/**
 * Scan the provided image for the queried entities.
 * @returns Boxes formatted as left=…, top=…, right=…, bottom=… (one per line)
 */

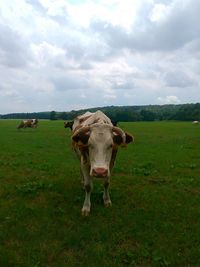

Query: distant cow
left=64, top=120, right=74, bottom=130
left=17, top=119, right=38, bottom=129
left=71, top=110, right=133, bottom=216
left=192, top=121, right=199, bottom=124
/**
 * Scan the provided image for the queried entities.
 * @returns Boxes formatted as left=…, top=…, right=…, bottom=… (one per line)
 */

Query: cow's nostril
left=92, top=168, right=108, bottom=177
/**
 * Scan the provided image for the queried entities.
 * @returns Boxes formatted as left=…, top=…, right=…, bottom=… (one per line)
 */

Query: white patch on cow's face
left=88, top=125, right=113, bottom=177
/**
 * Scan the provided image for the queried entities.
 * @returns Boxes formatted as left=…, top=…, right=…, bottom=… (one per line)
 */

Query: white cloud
left=0, top=0, right=200, bottom=113
left=157, top=95, right=181, bottom=104
left=104, top=94, right=117, bottom=100
left=150, top=3, right=171, bottom=22
left=31, top=41, right=66, bottom=66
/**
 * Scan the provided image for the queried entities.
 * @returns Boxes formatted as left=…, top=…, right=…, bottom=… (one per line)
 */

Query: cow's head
left=72, top=124, right=133, bottom=178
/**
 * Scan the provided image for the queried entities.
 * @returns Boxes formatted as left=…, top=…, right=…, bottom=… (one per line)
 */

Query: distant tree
left=60, top=112, right=68, bottom=120
left=171, top=103, right=200, bottom=121
left=1, top=103, right=200, bottom=121
left=140, top=109, right=155, bottom=121
left=50, top=111, right=56, bottom=120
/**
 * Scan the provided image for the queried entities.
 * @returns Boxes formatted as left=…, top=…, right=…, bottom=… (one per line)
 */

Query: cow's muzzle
left=92, top=167, right=108, bottom=178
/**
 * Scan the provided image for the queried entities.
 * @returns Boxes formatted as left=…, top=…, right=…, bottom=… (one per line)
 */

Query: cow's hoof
left=104, top=200, right=112, bottom=207
left=81, top=206, right=90, bottom=216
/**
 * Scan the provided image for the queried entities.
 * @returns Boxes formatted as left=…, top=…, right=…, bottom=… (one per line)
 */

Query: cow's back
left=72, top=110, right=112, bottom=132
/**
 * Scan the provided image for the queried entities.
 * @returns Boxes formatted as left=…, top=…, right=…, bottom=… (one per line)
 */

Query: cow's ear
left=113, top=134, right=123, bottom=145
left=125, top=132, right=134, bottom=144
left=113, top=132, right=134, bottom=146
left=72, top=131, right=90, bottom=145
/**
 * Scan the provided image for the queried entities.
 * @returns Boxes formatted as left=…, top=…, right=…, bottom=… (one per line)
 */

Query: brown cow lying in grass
left=71, top=110, right=133, bottom=216
left=17, top=119, right=38, bottom=129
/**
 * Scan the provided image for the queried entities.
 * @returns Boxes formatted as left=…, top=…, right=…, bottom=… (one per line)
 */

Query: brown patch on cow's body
left=110, top=146, right=118, bottom=171
left=79, top=115, right=92, bottom=124
left=73, top=124, right=82, bottom=132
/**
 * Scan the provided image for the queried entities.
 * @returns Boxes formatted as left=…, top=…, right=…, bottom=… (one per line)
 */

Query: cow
left=17, top=119, right=38, bottom=129
left=64, top=120, right=74, bottom=130
left=192, top=121, right=199, bottom=124
left=71, top=110, right=134, bottom=216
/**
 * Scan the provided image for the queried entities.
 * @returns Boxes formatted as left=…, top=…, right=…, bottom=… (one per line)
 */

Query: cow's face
left=72, top=124, right=133, bottom=178
left=88, top=125, right=114, bottom=177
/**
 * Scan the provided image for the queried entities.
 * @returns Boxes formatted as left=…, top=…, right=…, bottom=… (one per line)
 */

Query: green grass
left=0, top=120, right=200, bottom=266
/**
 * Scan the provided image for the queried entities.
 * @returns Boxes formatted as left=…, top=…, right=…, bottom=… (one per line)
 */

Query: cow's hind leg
left=103, top=180, right=112, bottom=207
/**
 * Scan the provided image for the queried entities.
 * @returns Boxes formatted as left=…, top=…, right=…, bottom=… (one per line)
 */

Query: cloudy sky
left=0, top=0, right=200, bottom=114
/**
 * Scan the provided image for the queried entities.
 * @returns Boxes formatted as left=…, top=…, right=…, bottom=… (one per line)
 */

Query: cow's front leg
left=80, top=167, right=84, bottom=189
left=82, top=179, right=93, bottom=216
left=81, top=161, right=93, bottom=216
left=103, top=179, right=112, bottom=207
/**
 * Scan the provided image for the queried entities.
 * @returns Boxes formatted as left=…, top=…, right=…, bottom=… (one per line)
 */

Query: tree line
left=1, top=103, right=200, bottom=122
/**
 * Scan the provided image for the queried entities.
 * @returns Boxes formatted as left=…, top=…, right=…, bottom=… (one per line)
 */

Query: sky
left=0, top=0, right=200, bottom=114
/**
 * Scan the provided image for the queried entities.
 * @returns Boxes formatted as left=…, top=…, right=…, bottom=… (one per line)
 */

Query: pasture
left=0, top=119, right=200, bottom=267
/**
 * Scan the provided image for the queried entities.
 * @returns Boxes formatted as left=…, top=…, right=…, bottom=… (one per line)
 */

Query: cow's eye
left=107, top=144, right=113, bottom=149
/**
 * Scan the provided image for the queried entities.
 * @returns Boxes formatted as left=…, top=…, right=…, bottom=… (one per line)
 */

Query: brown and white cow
left=71, top=110, right=133, bottom=216
left=17, top=119, right=38, bottom=129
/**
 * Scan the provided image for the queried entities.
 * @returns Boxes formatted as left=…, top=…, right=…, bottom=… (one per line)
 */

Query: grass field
left=0, top=119, right=200, bottom=267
